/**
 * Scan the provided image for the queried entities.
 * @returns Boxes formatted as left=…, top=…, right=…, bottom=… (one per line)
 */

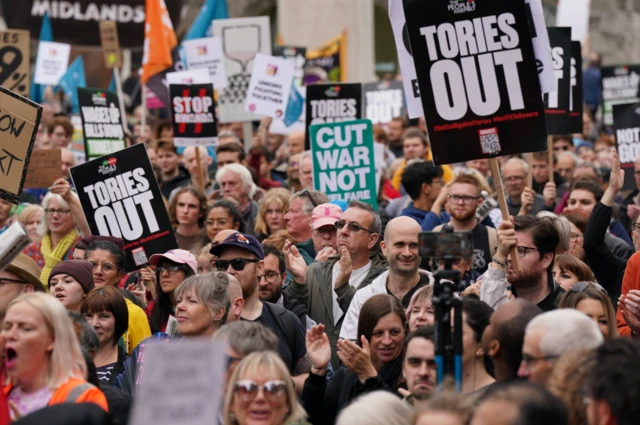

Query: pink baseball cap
left=149, top=249, right=198, bottom=274
left=311, top=203, right=343, bottom=230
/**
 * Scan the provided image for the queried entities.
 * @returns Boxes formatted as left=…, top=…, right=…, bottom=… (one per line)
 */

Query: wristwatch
left=492, top=255, right=507, bottom=268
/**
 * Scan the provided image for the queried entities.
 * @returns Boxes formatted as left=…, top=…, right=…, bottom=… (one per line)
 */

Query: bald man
left=287, top=130, right=305, bottom=155
left=225, top=274, right=244, bottom=322
left=340, top=216, right=431, bottom=340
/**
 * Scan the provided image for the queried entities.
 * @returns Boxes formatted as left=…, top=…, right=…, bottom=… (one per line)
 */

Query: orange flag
left=141, top=0, right=177, bottom=85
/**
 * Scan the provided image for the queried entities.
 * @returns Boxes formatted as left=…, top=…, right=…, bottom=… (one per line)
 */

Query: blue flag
left=30, top=12, right=53, bottom=103
left=57, top=56, right=86, bottom=114
left=108, top=74, right=116, bottom=92
left=184, top=0, right=228, bottom=41
left=283, top=82, right=303, bottom=127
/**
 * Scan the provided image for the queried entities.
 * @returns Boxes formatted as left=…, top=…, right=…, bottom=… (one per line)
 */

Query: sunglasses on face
left=215, top=258, right=259, bottom=272
left=157, top=264, right=182, bottom=275
left=335, top=220, right=374, bottom=234
left=233, top=380, right=287, bottom=403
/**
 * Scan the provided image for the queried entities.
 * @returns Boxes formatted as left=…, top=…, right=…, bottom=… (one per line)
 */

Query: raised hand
left=608, top=149, right=625, bottom=195
left=284, top=240, right=308, bottom=284
left=49, top=178, right=72, bottom=202
left=519, top=187, right=535, bottom=216
left=334, top=247, right=352, bottom=289
left=315, top=246, right=337, bottom=262
left=337, top=336, right=377, bottom=383
left=495, top=217, right=517, bottom=262
left=306, top=324, right=331, bottom=374
left=542, top=181, right=557, bottom=208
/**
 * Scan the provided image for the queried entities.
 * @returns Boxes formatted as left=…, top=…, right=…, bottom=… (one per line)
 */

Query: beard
left=507, top=267, right=544, bottom=290
left=450, top=207, right=476, bottom=222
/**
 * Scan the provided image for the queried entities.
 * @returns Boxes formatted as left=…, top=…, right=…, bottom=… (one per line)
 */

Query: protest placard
left=170, top=83, right=218, bottom=147
left=601, top=65, right=640, bottom=126
left=613, top=103, right=640, bottom=191
left=0, top=30, right=30, bottom=97
left=24, top=149, right=61, bottom=189
left=525, top=0, right=556, bottom=94
left=166, top=68, right=211, bottom=85
left=213, top=16, right=272, bottom=123
left=570, top=41, right=583, bottom=133
left=402, top=0, right=547, bottom=164
left=182, top=37, right=228, bottom=89
left=0, top=86, right=42, bottom=204
left=33, top=41, right=71, bottom=85
left=129, top=340, right=226, bottom=425
left=363, top=81, right=405, bottom=125
left=99, top=21, right=122, bottom=69
left=78, top=89, right=126, bottom=161
left=70, top=144, right=178, bottom=271
left=273, top=45, right=307, bottom=86
left=304, top=32, right=346, bottom=85
left=310, top=119, right=377, bottom=208
left=305, top=83, right=362, bottom=149
left=270, top=86, right=306, bottom=135
left=544, top=27, right=572, bottom=135
left=245, top=54, right=294, bottom=118
left=555, top=0, right=591, bottom=42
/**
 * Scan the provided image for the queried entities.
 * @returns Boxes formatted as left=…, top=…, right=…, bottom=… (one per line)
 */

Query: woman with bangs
left=558, top=281, right=618, bottom=340
left=406, top=285, right=435, bottom=331
left=254, top=188, right=290, bottom=242
left=552, top=254, right=595, bottom=292
left=174, top=273, right=231, bottom=338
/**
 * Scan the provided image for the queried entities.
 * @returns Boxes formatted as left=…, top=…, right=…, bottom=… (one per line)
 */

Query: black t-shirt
left=387, top=274, right=431, bottom=309
left=471, top=224, right=492, bottom=274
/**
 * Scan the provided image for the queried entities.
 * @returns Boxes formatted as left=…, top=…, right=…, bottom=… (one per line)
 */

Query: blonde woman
left=18, top=204, right=44, bottom=243
left=254, top=188, right=291, bottom=241
left=1, top=293, right=107, bottom=419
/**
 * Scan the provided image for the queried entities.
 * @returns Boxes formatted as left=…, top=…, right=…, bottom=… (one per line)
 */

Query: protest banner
left=33, top=41, right=70, bottom=85
left=99, top=21, right=122, bottom=69
left=613, top=102, right=640, bottom=191
left=269, top=86, right=306, bottom=135
left=182, top=37, right=228, bottom=89
left=24, top=149, right=61, bottom=189
left=273, top=45, right=307, bottom=86
left=544, top=27, right=572, bottom=135
left=244, top=54, right=294, bottom=118
left=525, top=0, right=556, bottom=94
left=305, top=83, right=362, bottom=149
left=213, top=16, right=271, bottom=123
left=78, top=88, right=126, bottom=161
left=170, top=83, right=218, bottom=147
left=304, top=32, right=347, bottom=85
left=0, top=86, right=42, bottom=204
left=555, top=0, right=591, bottom=42
left=310, top=119, right=377, bottom=208
left=601, top=65, right=640, bottom=126
left=363, top=80, right=405, bottom=125
left=402, top=0, right=547, bottom=164
left=70, top=115, right=86, bottom=165
left=129, top=340, right=226, bottom=425
left=0, top=30, right=30, bottom=97
left=570, top=41, right=583, bottom=133
left=70, top=143, right=178, bottom=271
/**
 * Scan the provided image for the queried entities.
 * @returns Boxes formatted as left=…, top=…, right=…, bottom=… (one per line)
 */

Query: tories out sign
left=544, top=27, right=572, bottom=135
left=363, top=81, right=405, bottom=125
left=310, top=119, right=377, bottom=208
left=305, top=83, right=361, bottom=149
left=170, top=83, right=218, bottom=147
left=402, top=0, right=547, bottom=164
left=78, top=88, right=126, bottom=160
left=70, top=144, right=178, bottom=271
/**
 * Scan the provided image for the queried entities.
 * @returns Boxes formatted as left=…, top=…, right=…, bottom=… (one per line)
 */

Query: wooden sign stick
left=195, top=146, right=205, bottom=192
left=547, top=135, right=554, bottom=184
left=489, top=158, right=521, bottom=272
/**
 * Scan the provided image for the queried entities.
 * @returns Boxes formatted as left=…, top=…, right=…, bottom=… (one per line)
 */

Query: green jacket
left=284, top=251, right=388, bottom=368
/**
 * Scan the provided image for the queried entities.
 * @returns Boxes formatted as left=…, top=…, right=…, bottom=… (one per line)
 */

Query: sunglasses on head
left=215, top=258, right=259, bottom=272
left=570, top=281, right=607, bottom=294
left=233, top=380, right=287, bottom=403
left=299, top=188, right=319, bottom=207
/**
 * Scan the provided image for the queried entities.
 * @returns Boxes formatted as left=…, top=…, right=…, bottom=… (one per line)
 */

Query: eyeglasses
left=0, top=278, right=27, bottom=285
left=570, top=281, right=607, bottom=293
left=157, top=264, right=182, bottom=275
left=259, top=271, right=281, bottom=284
left=215, top=258, right=259, bottom=272
left=521, top=354, right=559, bottom=366
left=298, top=189, right=320, bottom=207
left=515, top=246, right=538, bottom=258
left=88, top=261, right=117, bottom=273
left=233, top=380, right=287, bottom=403
left=335, top=220, right=374, bottom=234
left=45, top=208, right=71, bottom=216
left=448, top=194, right=481, bottom=204
left=633, top=223, right=640, bottom=231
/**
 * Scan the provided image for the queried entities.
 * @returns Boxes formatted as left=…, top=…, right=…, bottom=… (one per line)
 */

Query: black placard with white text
left=570, top=41, right=583, bottom=133
left=170, top=83, right=218, bottom=147
left=613, top=103, right=640, bottom=191
left=402, top=0, right=547, bottom=164
left=70, top=144, right=178, bottom=271
left=363, top=81, right=406, bottom=125
left=305, top=83, right=362, bottom=149
left=544, top=27, right=572, bottom=134
left=78, top=88, right=126, bottom=161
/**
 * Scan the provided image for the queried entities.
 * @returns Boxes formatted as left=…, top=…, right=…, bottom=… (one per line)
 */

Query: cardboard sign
left=24, top=149, right=61, bottom=189
left=310, top=119, right=377, bottom=208
left=70, top=144, right=178, bottom=271
left=403, top=0, right=547, bottom=164
left=613, top=103, right=640, bottom=191
left=33, top=41, right=71, bottom=86
left=99, top=21, right=122, bottom=69
left=182, top=37, right=228, bottom=89
left=78, top=89, right=126, bottom=161
left=273, top=45, right=307, bottom=87
left=0, top=86, right=42, bottom=204
left=0, top=30, right=30, bottom=97
left=129, top=340, right=226, bottom=425
left=601, top=65, right=640, bottom=126
left=270, top=86, right=306, bottom=135
left=525, top=0, right=556, bottom=94
left=170, top=83, right=218, bottom=147
left=363, top=80, right=405, bottom=125
left=570, top=41, right=583, bottom=133
left=305, top=83, right=362, bottom=149
left=213, top=16, right=272, bottom=123
left=544, top=27, right=572, bottom=135
left=244, top=54, right=294, bottom=118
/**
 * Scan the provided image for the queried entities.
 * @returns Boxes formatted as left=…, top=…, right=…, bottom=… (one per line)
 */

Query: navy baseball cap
left=209, top=232, right=265, bottom=260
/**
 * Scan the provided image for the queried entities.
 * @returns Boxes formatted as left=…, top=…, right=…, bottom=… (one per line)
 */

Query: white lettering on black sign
left=309, top=99, right=358, bottom=125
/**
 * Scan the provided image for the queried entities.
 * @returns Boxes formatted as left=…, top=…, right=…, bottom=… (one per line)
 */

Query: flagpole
left=195, top=146, right=205, bottom=191
left=113, top=68, right=128, bottom=131
left=141, top=83, right=147, bottom=136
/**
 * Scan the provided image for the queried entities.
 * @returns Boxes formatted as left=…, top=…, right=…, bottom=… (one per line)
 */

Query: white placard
left=556, top=0, right=591, bottom=42
left=526, top=0, right=556, bottom=94
left=33, top=41, right=71, bottom=85
left=270, top=86, right=306, bottom=135
left=183, top=37, right=228, bottom=89
left=166, top=68, right=211, bottom=85
left=244, top=54, right=294, bottom=118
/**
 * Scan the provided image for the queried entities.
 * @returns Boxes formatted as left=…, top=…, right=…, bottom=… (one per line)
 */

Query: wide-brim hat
left=5, top=253, right=46, bottom=292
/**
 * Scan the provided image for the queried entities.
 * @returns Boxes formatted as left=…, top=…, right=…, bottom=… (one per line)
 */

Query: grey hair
left=336, top=391, right=412, bottom=425
left=502, top=157, right=530, bottom=176
left=218, top=130, right=242, bottom=146
left=290, top=189, right=329, bottom=216
left=557, top=150, right=583, bottom=167
left=573, top=162, right=601, bottom=179
left=174, top=272, right=231, bottom=325
left=348, top=200, right=382, bottom=234
left=213, top=321, right=279, bottom=356
left=300, top=150, right=312, bottom=162
left=536, top=212, right=571, bottom=254
left=215, top=163, right=256, bottom=197
left=39, top=191, right=81, bottom=236
left=526, top=309, right=604, bottom=358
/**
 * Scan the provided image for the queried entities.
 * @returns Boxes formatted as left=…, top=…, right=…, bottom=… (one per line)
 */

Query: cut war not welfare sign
left=310, top=119, right=377, bottom=209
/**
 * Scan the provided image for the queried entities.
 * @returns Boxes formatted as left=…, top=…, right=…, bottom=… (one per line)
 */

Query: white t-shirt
left=331, top=260, right=372, bottom=325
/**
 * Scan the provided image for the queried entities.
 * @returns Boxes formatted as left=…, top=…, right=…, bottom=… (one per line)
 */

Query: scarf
left=40, top=230, right=79, bottom=289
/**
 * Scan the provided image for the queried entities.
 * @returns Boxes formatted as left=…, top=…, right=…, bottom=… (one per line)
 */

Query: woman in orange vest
left=2, top=293, right=107, bottom=420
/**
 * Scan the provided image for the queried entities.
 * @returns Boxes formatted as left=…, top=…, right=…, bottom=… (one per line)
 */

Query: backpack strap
left=65, top=383, right=94, bottom=403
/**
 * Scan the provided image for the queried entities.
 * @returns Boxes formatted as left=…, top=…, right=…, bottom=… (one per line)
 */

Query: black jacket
left=283, top=291, right=309, bottom=326
left=101, top=384, right=132, bottom=425
left=160, top=166, right=190, bottom=199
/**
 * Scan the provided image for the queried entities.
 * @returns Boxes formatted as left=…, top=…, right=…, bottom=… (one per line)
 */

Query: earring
left=229, top=413, right=237, bottom=424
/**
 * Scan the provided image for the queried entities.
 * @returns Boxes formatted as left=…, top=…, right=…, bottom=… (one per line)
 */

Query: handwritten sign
left=24, top=149, right=61, bottom=189
left=0, top=86, right=42, bottom=204
left=0, top=30, right=30, bottom=97
left=99, top=21, right=122, bottom=69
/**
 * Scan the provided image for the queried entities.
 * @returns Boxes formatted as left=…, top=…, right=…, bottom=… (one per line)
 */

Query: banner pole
left=113, top=68, right=128, bottom=131
left=547, top=135, right=554, bottom=183
left=243, top=121, right=253, bottom=150
left=489, top=158, right=521, bottom=273
left=141, top=84, right=147, bottom=134
left=195, top=146, right=205, bottom=192
left=526, top=153, right=533, bottom=188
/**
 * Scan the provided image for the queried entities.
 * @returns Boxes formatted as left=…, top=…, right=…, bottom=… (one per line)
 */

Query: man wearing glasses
left=501, top=158, right=547, bottom=217
left=0, top=254, right=45, bottom=324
